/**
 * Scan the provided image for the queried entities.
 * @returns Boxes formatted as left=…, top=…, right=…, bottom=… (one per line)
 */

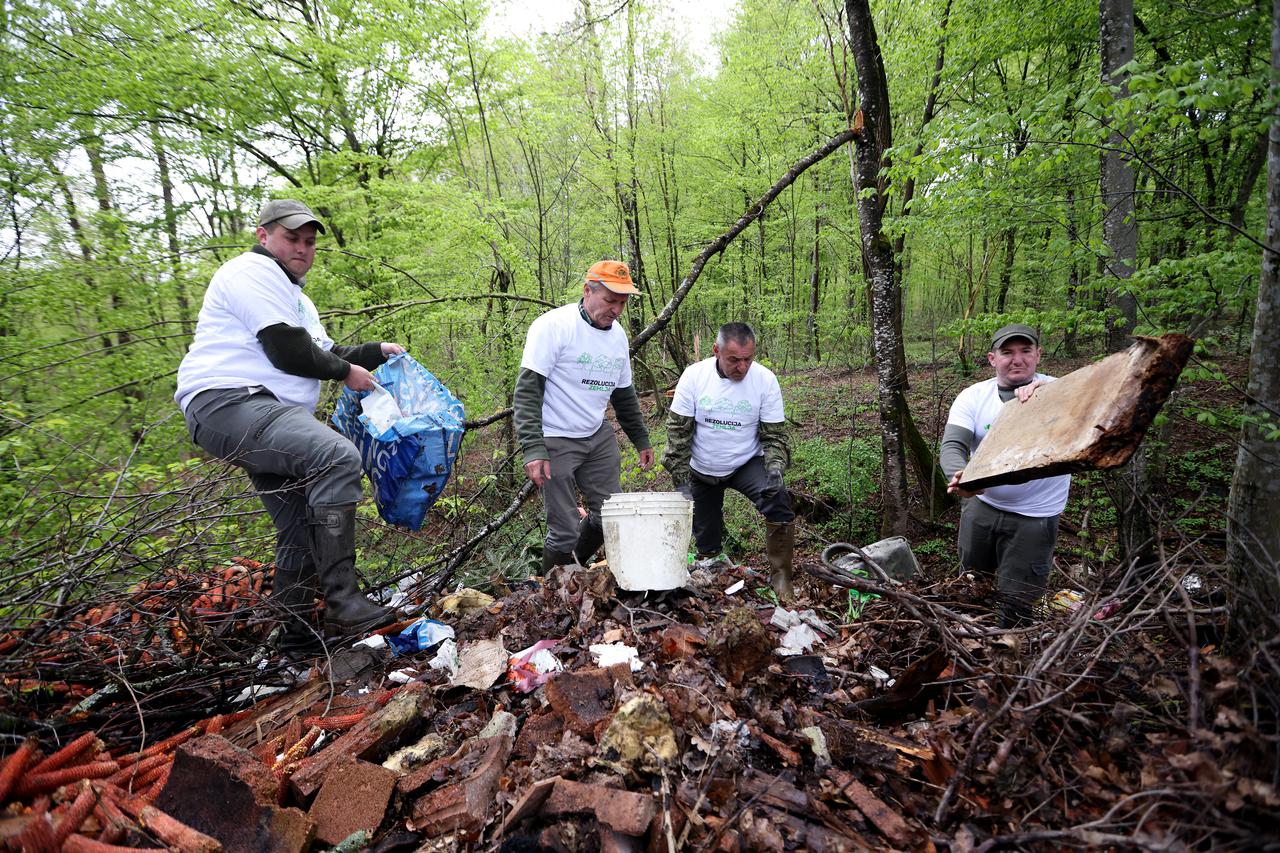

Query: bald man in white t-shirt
left=940, top=323, right=1071, bottom=627
left=663, top=323, right=796, bottom=600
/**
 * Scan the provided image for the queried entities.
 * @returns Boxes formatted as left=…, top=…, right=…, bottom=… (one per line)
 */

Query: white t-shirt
left=670, top=357, right=785, bottom=477
left=175, top=251, right=335, bottom=413
left=521, top=303, right=633, bottom=438
left=946, top=374, right=1071, bottom=517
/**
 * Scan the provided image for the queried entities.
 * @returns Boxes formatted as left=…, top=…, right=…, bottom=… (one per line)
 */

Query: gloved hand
left=763, top=464, right=785, bottom=497
left=676, top=482, right=694, bottom=501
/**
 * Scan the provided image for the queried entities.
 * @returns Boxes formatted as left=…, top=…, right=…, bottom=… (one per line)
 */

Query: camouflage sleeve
left=758, top=420, right=790, bottom=473
left=662, top=412, right=695, bottom=486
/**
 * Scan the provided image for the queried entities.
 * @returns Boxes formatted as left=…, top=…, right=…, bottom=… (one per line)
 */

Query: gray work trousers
left=691, top=456, right=795, bottom=556
left=184, top=386, right=364, bottom=575
left=541, top=423, right=621, bottom=553
left=958, top=497, right=1059, bottom=620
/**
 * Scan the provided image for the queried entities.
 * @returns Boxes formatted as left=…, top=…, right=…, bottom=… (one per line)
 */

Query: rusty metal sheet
left=957, top=334, right=1193, bottom=491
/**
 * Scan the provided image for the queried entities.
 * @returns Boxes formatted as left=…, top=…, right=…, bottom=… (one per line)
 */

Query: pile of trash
left=1, top=549, right=1276, bottom=850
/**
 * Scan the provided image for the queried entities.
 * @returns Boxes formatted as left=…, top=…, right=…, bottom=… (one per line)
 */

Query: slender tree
left=1227, top=0, right=1280, bottom=633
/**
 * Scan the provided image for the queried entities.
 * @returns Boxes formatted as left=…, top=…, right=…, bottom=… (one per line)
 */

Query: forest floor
left=1, top=354, right=1275, bottom=851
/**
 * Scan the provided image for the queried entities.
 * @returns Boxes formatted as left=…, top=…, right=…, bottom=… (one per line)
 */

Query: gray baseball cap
left=990, top=323, right=1039, bottom=350
left=258, top=199, right=325, bottom=233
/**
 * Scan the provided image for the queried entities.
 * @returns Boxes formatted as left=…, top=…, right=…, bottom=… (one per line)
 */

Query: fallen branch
left=630, top=126, right=859, bottom=355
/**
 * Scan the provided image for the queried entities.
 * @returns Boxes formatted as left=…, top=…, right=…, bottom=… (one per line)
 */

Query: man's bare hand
left=345, top=364, right=378, bottom=392
left=381, top=342, right=404, bottom=356
left=1015, top=379, right=1047, bottom=403
left=524, top=459, right=551, bottom=487
left=638, top=448, right=655, bottom=470
left=947, top=470, right=984, bottom=497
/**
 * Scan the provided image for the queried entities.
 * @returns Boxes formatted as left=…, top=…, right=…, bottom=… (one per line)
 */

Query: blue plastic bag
left=386, top=618, right=456, bottom=656
left=332, top=354, right=465, bottom=530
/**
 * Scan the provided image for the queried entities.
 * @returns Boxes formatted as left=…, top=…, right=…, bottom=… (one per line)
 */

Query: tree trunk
left=845, top=0, right=910, bottom=536
left=150, top=122, right=191, bottom=330
left=996, top=226, right=1015, bottom=313
left=1227, top=0, right=1280, bottom=633
left=1065, top=188, right=1081, bottom=356
left=1101, top=0, right=1155, bottom=572
left=1100, top=0, right=1138, bottom=351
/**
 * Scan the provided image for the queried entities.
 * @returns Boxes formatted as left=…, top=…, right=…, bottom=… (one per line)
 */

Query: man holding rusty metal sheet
left=940, top=323, right=1071, bottom=627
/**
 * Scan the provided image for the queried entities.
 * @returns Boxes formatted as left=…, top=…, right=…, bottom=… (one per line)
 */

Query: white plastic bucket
left=601, top=492, right=692, bottom=591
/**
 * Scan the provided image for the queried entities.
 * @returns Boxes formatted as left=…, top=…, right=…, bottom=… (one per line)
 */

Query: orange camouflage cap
left=585, top=260, right=640, bottom=295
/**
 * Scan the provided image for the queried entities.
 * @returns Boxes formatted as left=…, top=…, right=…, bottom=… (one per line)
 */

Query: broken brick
left=544, top=667, right=617, bottom=737
left=153, top=735, right=314, bottom=853
left=542, top=778, right=656, bottom=836
left=289, top=681, right=427, bottom=801
left=513, top=712, right=564, bottom=759
left=408, top=734, right=512, bottom=839
left=308, top=758, right=398, bottom=847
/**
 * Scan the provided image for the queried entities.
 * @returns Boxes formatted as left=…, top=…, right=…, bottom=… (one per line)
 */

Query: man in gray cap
left=176, top=199, right=402, bottom=656
left=939, top=324, right=1071, bottom=627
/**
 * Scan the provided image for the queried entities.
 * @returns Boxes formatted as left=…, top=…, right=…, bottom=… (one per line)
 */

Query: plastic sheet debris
left=776, top=623, right=820, bottom=655
left=869, top=665, right=895, bottom=688
left=724, top=579, right=745, bottom=595
left=428, top=638, right=459, bottom=678
left=354, top=634, right=389, bottom=650
left=387, top=618, right=455, bottom=656
left=771, top=608, right=835, bottom=654
left=508, top=639, right=565, bottom=693
left=1050, top=590, right=1121, bottom=620
left=770, top=608, right=836, bottom=635
left=1051, top=589, right=1085, bottom=611
left=590, top=642, right=644, bottom=671
left=359, top=383, right=403, bottom=435
left=387, top=668, right=418, bottom=684
left=232, top=683, right=288, bottom=704
left=709, top=719, right=751, bottom=748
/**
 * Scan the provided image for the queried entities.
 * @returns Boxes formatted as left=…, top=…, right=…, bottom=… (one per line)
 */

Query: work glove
left=763, top=464, right=785, bottom=497
left=676, top=482, right=694, bottom=501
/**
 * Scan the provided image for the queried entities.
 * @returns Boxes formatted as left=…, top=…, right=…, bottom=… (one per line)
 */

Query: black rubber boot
left=271, top=566, right=324, bottom=659
left=307, top=505, right=395, bottom=637
left=542, top=546, right=575, bottom=574
left=997, top=597, right=1035, bottom=629
left=572, top=513, right=605, bottom=566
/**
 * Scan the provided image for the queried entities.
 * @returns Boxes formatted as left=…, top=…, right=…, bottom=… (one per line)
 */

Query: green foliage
left=791, top=436, right=880, bottom=543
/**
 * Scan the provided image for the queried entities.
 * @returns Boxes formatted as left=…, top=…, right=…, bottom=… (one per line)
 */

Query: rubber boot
left=271, top=566, right=323, bottom=660
left=572, top=513, right=605, bottom=567
left=307, top=505, right=395, bottom=637
left=542, top=546, right=574, bottom=574
left=765, top=521, right=796, bottom=601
